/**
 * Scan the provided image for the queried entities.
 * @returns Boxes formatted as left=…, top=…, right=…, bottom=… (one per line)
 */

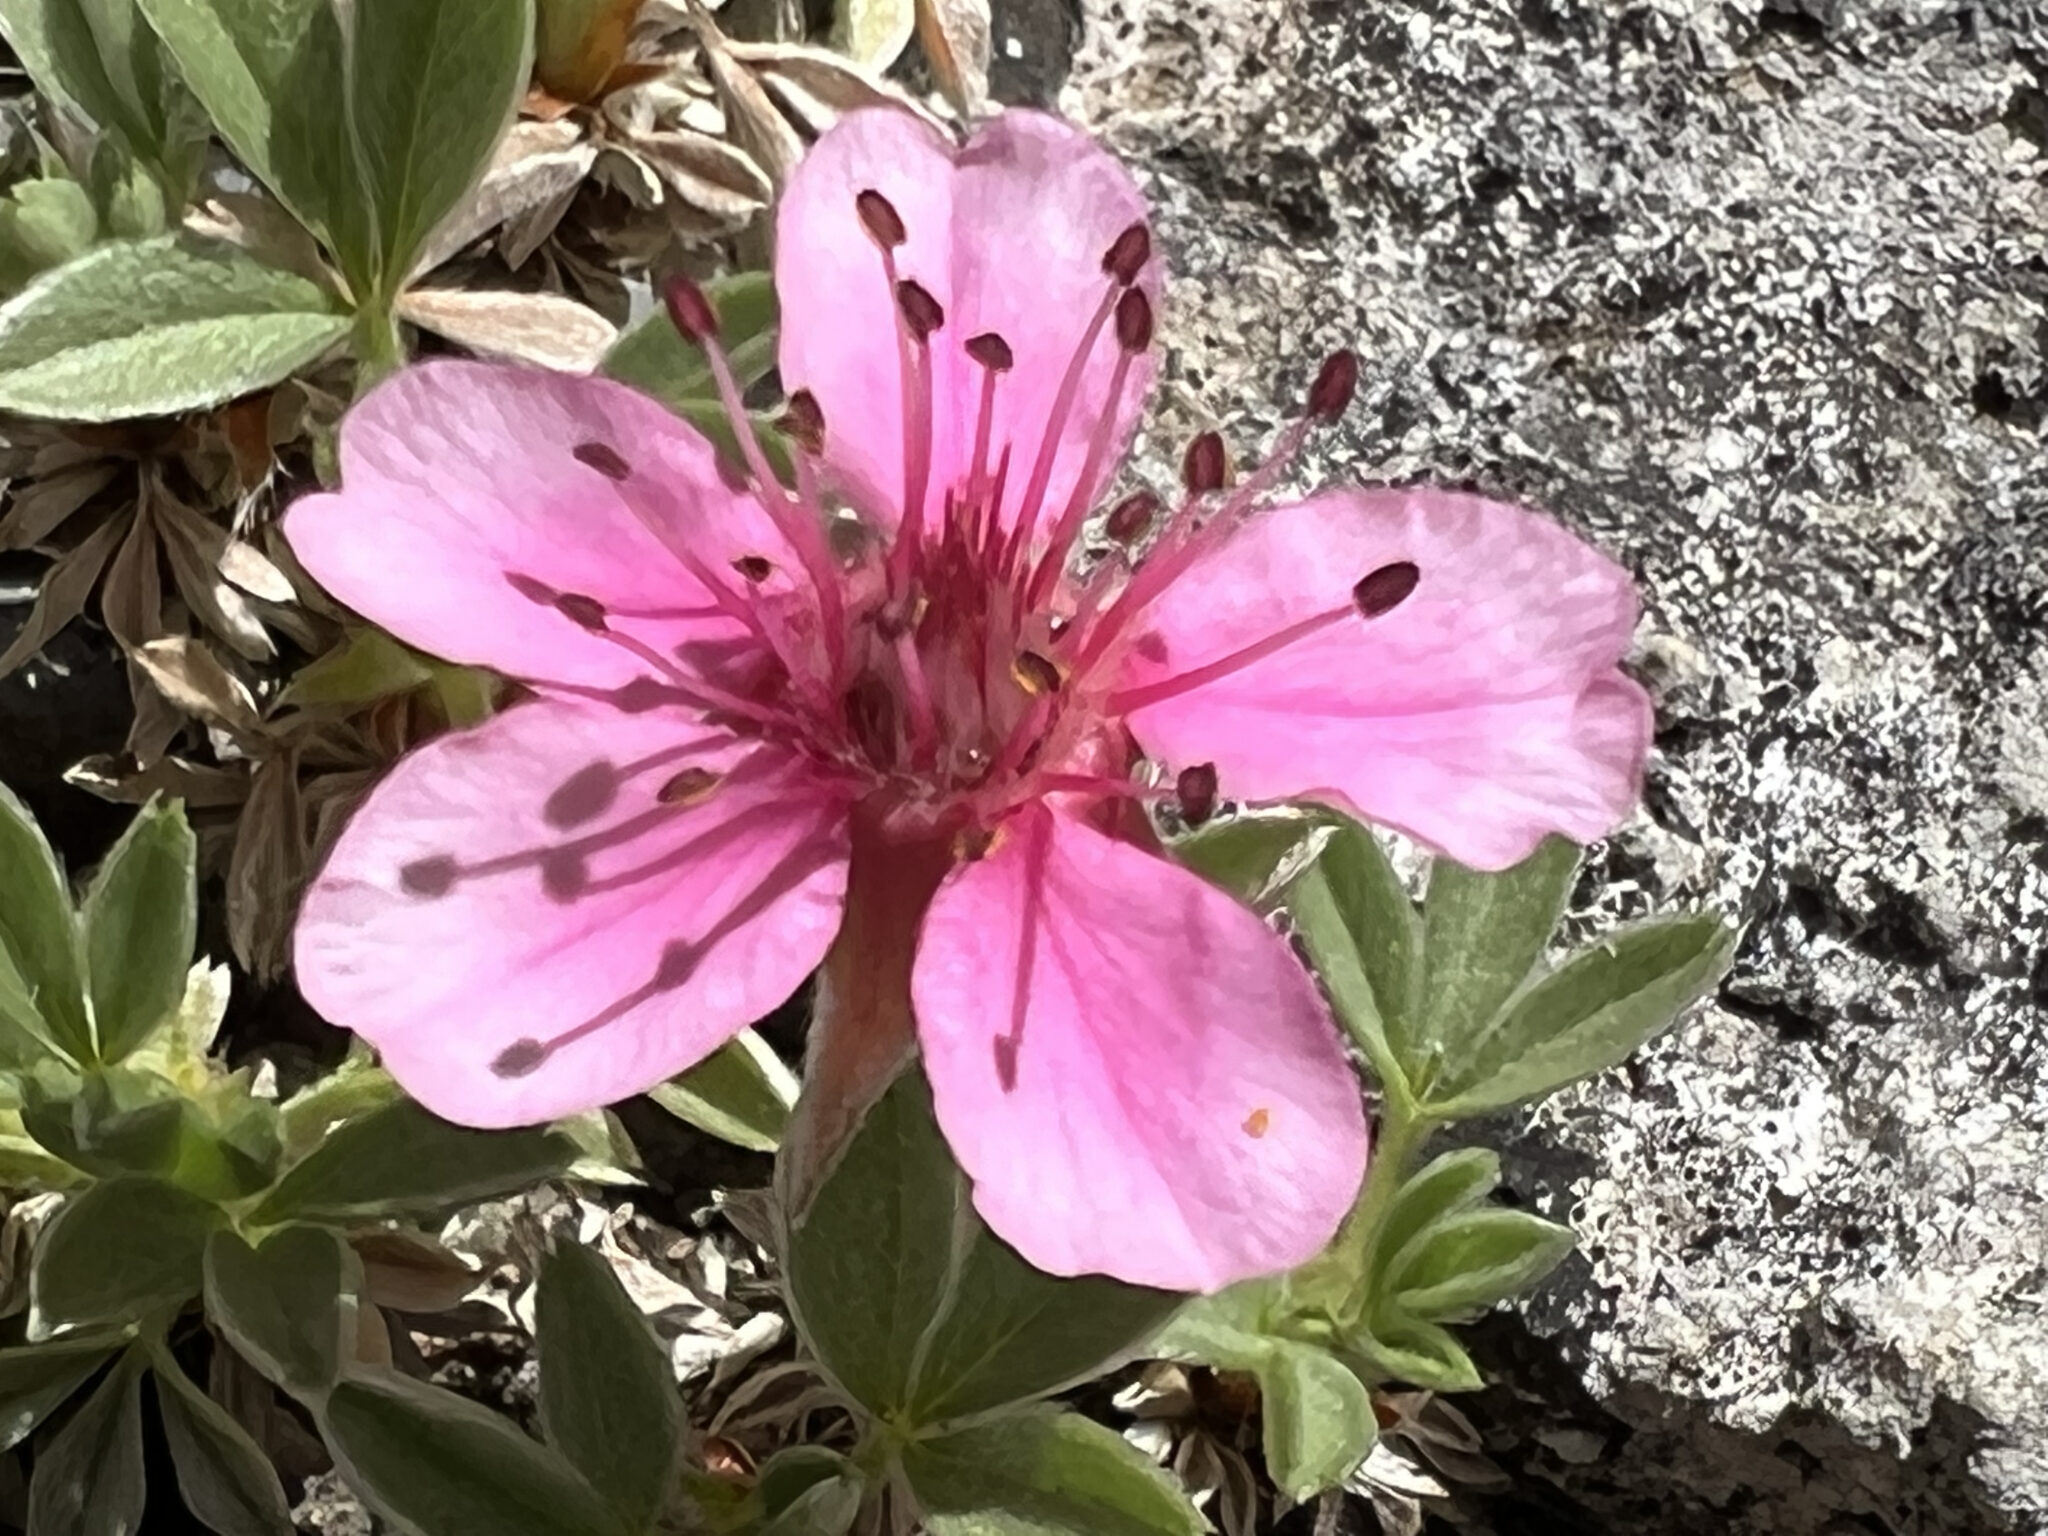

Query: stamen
left=856, top=188, right=906, bottom=249
left=732, top=555, right=773, bottom=583
left=964, top=335, right=1009, bottom=532
left=1352, top=560, right=1420, bottom=617
left=1105, top=491, right=1160, bottom=544
left=896, top=280, right=945, bottom=342
left=1000, top=281, right=1122, bottom=575
left=966, top=332, right=1014, bottom=371
left=555, top=593, right=608, bottom=632
left=1308, top=350, right=1360, bottom=421
left=888, top=281, right=942, bottom=585
left=1106, top=602, right=1359, bottom=714
left=1102, top=222, right=1151, bottom=286
left=1010, top=651, right=1062, bottom=696
left=1024, top=290, right=1153, bottom=605
left=574, top=442, right=632, bottom=480
left=1182, top=432, right=1228, bottom=495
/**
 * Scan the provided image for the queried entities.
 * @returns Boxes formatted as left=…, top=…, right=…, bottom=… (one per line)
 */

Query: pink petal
left=1117, top=489, right=1651, bottom=871
left=776, top=109, right=1159, bottom=541
left=286, top=360, right=794, bottom=691
left=912, top=805, right=1367, bottom=1292
left=295, top=696, right=850, bottom=1127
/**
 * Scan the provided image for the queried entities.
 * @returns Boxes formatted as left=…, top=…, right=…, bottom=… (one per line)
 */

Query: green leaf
left=1383, top=1209, right=1575, bottom=1321
left=152, top=1354, right=295, bottom=1536
left=603, top=272, right=778, bottom=412
left=279, top=628, right=435, bottom=710
left=0, top=780, right=88, bottom=1061
left=30, top=1174, right=219, bottom=1330
left=251, top=1098, right=577, bottom=1224
left=2, top=180, right=99, bottom=275
left=784, top=1068, right=959, bottom=1418
left=0, top=1330, right=128, bottom=1452
left=648, top=1029, right=797, bottom=1154
left=0, top=941, right=63, bottom=1068
left=906, top=1221, right=1178, bottom=1427
left=0, top=0, right=195, bottom=178
left=902, top=1409, right=1204, bottom=1536
left=1425, top=914, right=1736, bottom=1118
left=1413, top=838, right=1580, bottom=1086
left=758, top=1475, right=862, bottom=1536
left=0, top=235, right=349, bottom=422
left=833, top=0, right=915, bottom=67
left=1368, top=1147, right=1501, bottom=1291
left=786, top=1070, right=1174, bottom=1428
left=81, top=797, right=197, bottom=1062
left=536, top=1243, right=682, bottom=1531
left=321, top=1367, right=627, bottom=1536
left=1171, top=808, right=1335, bottom=908
left=1260, top=1342, right=1376, bottom=1500
left=1285, top=818, right=1418, bottom=1100
left=203, top=1225, right=359, bottom=1396
left=1350, top=1313, right=1482, bottom=1393
left=24, top=1347, right=145, bottom=1536
left=133, top=0, right=374, bottom=287
left=756, top=1447, right=855, bottom=1521
left=346, top=0, right=533, bottom=294
left=1152, top=1285, right=1374, bottom=1500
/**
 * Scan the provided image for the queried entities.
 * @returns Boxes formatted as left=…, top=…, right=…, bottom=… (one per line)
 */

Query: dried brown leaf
left=133, top=636, right=261, bottom=735
left=227, top=752, right=307, bottom=980
left=688, top=4, right=804, bottom=184
left=0, top=464, right=119, bottom=552
left=913, top=0, right=990, bottom=116
left=0, top=513, right=125, bottom=676
left=219, top=539, right=296, bottom=604
left=628, top=127, right=773, bottom=222
left=125, top=657, right=192, bottom=769
left=725, top=39, right=946, bottom=135
left=65, top=753, right=250, bottom=809
left=154, top=493, right=277, bottom=662
left=411, top=121, right=601, bottom=279
left=99, top=511, right=161, bottom=655
left=353, top=1302, right=395, bottom=1368
left=220, top=395, right=277, bottom=493
left=396, top=288, right=619, bottom=373
left=351, top=1230, right=481, bottom=1314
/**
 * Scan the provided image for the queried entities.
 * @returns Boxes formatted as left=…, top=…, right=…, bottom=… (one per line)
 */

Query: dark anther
left=553, top=592, right=609, bottom=632
left=779, top=389, right=826, bottom=454
left=993, top=1035, right=1020, bottom=1093
left=1352, top=560, right=1421, bottom=618
left=714, top=451, right=751, bottom=494
left=573, top=441, right=631, bottom=480
left=1308, top=350, right=1359, bottom=421
left=1102, top=222, right=1151, bottom=285
left=732, top=554, right=773, bottom=583
left=873, top=591, right=927, bottom=641
left=1175, top=762, right=1219, bottom=827
left=399, top=855, right=459, bottom=897
left=540, top=849, right=589, bottom=901
left=1011, top=650, right=1061, bottom=697
left=966, top=331, right=1015, bottom=372
left=1105, top=490, right=1160, bottom=544
left=856, top=188, right=907, bottom=249
left=544, top=761, right=619, bottom=829
left=653, top=939, right=698, bottom=989
left=658, top=767, right=721, bottom=807
left=1182, top=431, right=1227, bottom=495
left=1114, top=288, right=1154, bottom=354
left=492, top=1038, right=549, bottom=1078
left=505, top=571, right=557, bottom=606
left=896, top=279, right=945, bottom=342
left=662, top=274, right=720, bottom=343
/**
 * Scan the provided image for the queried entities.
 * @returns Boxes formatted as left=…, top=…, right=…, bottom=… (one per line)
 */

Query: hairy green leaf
left=31, top=1175, right=218, bottom=1330
left=903, top=1409, right=1204, bottom=1536
left=204, top=1225, right=359, bottom=1396
left=153, top=1354, right=296, bottom=1536
left=24, top=1347, right=145, bottom=1536
left=82, top=797, right=196, bottom=1062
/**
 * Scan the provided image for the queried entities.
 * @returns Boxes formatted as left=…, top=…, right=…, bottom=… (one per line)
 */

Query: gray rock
left=1060, top=0, right=2048, bottom=1528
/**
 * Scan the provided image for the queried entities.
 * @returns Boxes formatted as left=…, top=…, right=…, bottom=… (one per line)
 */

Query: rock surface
left=1060, top=0, right=2048, bottom=1529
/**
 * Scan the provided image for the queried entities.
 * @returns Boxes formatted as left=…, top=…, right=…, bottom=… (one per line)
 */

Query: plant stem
left=352, top=301, right=406, bottom=390
left=1284, top=1096, right=1429, bottom=1323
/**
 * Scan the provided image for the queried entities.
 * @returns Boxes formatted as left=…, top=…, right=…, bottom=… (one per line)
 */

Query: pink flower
left=287, top=109, right=1648, bottom=1293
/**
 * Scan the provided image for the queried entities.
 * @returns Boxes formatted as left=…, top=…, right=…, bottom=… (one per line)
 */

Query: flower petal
left=295, top=696, right=850, bottom=1127
left=1116, top=489, right=1650, bottom=870
left=286, top=360, right=794, bottom=690
left=912, top=806, right=1366, bottom=1292
left=776, top=109, right=1159, bottom=541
